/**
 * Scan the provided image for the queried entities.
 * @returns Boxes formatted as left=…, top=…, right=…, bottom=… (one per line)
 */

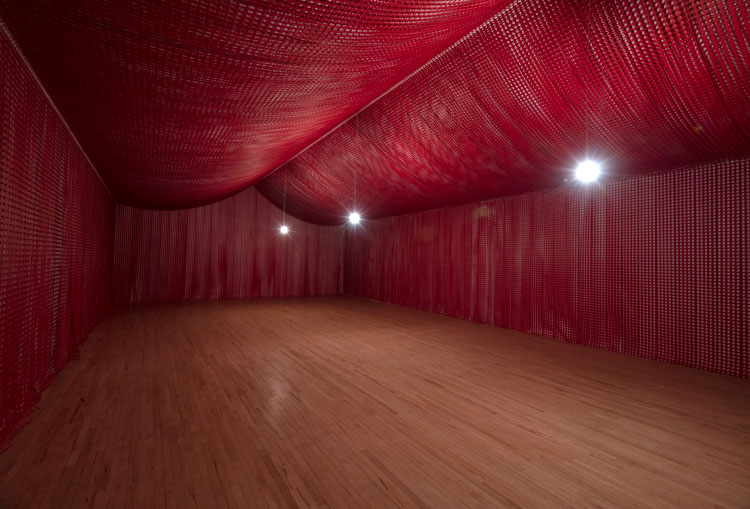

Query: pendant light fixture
left=576, top=0, right=602, bottom=184
left=349, top=116, right=362, bottom=225
left=279, top=168, right=290, bottom=235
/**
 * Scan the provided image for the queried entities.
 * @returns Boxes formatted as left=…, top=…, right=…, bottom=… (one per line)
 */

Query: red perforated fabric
left=1, top=29, right=114, bottom=449
left=0, top=0, right=511, bottom=209
left=259, top=0, right=750, bottom=224
left=113, top=187, right=343, bottom=303
left=346, top=158, right=749, bottom=378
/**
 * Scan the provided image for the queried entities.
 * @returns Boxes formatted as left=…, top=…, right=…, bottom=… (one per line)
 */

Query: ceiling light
left=575, top=160, right=601, bottom=183
left=279, top=225, right=289, bottom=235
left=348, top=212, right=361, bottom=225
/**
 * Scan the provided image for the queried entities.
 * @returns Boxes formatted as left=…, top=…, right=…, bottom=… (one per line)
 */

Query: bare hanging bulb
left=279, top=166, right=290, bottom=235
left=575, top=160, right=601, bottom=183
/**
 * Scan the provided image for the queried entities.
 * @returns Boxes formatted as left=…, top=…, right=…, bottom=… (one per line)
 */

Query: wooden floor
left=1, top=297, right=748, bottom=508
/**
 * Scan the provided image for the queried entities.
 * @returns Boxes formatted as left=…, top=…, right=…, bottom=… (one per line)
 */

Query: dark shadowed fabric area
left=113, top=188, right=344, bottom=303
left=346, top=158, right=749, bottom=378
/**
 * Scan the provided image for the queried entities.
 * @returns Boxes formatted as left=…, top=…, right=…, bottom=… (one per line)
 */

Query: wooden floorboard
left=0, top=296, right=748, bottom=508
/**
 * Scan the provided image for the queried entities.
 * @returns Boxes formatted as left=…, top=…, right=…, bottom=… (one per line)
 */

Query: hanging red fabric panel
left=0, top=29, right=115, bottom=449
left=345, top=158, right=749, bottom=378
left=113, top=187, right=344, bottom=303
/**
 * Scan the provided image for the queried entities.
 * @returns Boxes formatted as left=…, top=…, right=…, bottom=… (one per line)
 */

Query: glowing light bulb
left=348, top=212, right=361, bottom=225
left=279, top=225, right=289, bottom=235
left=575, top=160, right=601, bottom=183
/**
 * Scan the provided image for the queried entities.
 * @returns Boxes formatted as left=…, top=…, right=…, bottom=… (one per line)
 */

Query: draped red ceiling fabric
left=113, top=187, right=343, bottom=304
left=346, top=157, right=750, bottom=378
left=0, top=0, right=512, bottom=209
left=0, top=28, right=114, bottom=449
left=259, top=0, right=750, bottom=224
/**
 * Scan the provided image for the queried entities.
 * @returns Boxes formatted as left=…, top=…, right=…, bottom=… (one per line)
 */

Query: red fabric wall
left=113, top=187, right=344, bottom=303
left=346, top=158, right=749, bottom=378
left=1, top=29, right=115, bottom=448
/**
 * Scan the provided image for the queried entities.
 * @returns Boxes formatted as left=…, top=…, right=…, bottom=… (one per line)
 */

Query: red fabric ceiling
left=1, top=0, right=749, bottom=221
left=0, top=0, right=511, bottom=209
left=259, top=0, right=750, bottom=224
